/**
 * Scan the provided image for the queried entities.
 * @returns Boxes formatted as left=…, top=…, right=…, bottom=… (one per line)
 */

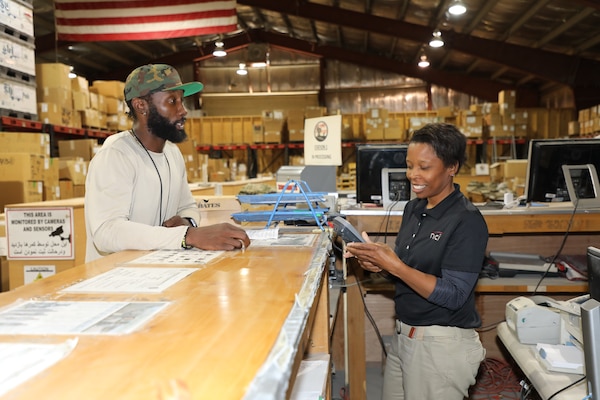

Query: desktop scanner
left=506, top=296, right=561, bottom=344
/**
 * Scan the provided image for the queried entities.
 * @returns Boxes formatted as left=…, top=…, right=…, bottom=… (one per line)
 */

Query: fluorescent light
left=213, top=41, right=227, bottom=57
left=448, top=1, right=466, bottom=15
left=429, top=31, right=444, bottom=48
left=249, top=61, right=267, bottom=68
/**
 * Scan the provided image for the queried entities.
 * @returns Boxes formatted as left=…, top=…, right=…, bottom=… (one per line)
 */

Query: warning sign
left=5, top=207, right=75, bottom=260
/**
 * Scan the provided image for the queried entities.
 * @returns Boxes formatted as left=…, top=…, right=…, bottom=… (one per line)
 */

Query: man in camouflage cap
left=124, top=64, right=203, bottom=101
left=85, top=64, right=249, bottom=262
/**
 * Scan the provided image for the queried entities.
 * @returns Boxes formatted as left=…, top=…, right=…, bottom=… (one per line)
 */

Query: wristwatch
left=184, top=217, right=198, bottom=227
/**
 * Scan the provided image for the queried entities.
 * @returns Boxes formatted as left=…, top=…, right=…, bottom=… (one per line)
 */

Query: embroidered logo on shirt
left=430, top=231, right=443, bottom=241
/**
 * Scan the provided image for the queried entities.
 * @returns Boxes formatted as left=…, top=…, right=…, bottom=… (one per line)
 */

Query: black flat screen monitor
left=355, top=143, right=408, bottom=204
left=524, top=139, right=600, bottom=204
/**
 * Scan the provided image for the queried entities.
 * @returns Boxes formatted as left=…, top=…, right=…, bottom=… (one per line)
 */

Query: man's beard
left=147, top=104, right=187, bottom=143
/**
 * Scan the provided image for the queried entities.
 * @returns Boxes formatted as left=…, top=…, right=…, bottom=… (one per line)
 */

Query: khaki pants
left=382, top=321, right=486, bottom=400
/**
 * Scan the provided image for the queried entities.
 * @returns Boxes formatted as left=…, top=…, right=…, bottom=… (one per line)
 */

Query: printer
left=506, top=295, right=589, bottom=345
left=505, top=296, right=562, bottom=344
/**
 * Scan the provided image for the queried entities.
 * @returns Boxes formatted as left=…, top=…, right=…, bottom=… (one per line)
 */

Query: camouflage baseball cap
left=124, top=64, right=204, bottom=101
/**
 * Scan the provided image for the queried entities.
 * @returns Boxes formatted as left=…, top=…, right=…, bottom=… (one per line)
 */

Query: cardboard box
left=58, top=139, right=99, bottom=161
left=498, top=90, right=516, bottom=107
left=72, top=91, right=90, bottom=111
left=59, top=180, right=74, bottom=199
left=71, top=76, right=89, bottom=92
left=383, top=118, right=405, bottom=140
left=0, top=153, right=45, bottom=181
left=59, top=158, right=88, bottom=185
left=504, top=159, right=528, bottom=179
left=0, top=181, right=43, bottom=210
left=194, top=195, right=242, bottom=226
left=80, top=109, right=101, bottom=128
left=9, top=260, right=74, bottom=290
left=37, top=102, right=73, bottom=127
left=0, top=132, right=50, bottom=156
left=37, top=86, right=73, bottom=107
left=35, top=63, right=71, bottom=91
left=73, top=185, right=85, bottom=198
left=91, top=80, right=125, bottom=99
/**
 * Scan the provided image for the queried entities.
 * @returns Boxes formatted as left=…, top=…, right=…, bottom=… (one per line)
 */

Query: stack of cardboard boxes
left=57, top=139, right=99, bottom=198
left=0, top=133, right=97, bottom=211
left=455, top=90, right=576, bottom=139
left=36, top=63, right=74, bottom=127
left=35, top=62, right=131, bottom=132
left=0, top=132, right=50, bottom=210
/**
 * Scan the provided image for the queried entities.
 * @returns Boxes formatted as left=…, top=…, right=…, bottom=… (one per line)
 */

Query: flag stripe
left=54, top=0, right=237, bottom=41
left=55, top=10, right=236, bottom=27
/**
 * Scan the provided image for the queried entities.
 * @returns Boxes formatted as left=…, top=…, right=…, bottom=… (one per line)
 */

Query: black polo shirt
left=393, top=184, right=488, bottom=328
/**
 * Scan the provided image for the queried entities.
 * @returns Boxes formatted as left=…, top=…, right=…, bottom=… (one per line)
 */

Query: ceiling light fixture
left=236, top=63, right=248, bottom=76
left=249, top=61, right=268, bottom=68
left=212, top=41, right=227, bottom=57
left=418, top=55, right=430, bottom=68
left=429, top=31, right=444, bottom=48
left=448, top=0, right=466, bottom=16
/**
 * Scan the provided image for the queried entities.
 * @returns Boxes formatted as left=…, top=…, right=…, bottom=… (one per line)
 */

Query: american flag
left=53, top=0, right=237, bottom=41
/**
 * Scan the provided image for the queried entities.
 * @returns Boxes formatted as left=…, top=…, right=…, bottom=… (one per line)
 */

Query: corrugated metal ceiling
left=32, top=0, right=600, bottom=109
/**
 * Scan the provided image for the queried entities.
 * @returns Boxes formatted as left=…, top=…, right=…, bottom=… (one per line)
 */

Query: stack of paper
left=535, top=343, right=585, bottom=374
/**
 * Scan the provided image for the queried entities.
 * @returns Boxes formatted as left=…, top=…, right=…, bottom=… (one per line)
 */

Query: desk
left=0, top=231, right=331, bottom=399
left=497, top=322, right=587, bottom=400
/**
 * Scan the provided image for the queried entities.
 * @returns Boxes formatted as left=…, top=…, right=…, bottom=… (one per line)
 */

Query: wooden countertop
left=0, top=232, right=330, bottom=400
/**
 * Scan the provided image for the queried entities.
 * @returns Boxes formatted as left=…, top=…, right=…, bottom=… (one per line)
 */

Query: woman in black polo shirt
left=344, top=123, right=488, bottom=400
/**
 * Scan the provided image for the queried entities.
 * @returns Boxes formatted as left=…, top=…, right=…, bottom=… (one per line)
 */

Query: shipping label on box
left=0, top=36, right=35, bottom=76
left=0, top=78, right=36, bottom=115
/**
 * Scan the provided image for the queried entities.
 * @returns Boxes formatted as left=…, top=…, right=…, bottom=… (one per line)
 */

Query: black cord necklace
left=130, top=129, right=170, bottom=225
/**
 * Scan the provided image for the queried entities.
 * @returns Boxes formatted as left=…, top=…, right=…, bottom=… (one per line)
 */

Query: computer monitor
left=524, top=139, right=600, bottom=204
left=581, top=247, right=600, bottom=398
left=562, top=164, right=600, bottom=209
left=588, top=246, right=600, bottom=302
left=355, top=143, right=408, bottom=204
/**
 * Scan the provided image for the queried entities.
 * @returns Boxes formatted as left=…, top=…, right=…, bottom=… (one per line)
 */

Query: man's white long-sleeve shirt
left=85, top=131, right=200, bottom=262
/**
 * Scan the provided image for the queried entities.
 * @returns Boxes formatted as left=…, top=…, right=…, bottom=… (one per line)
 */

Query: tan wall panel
left=202, top=93, right=320, bottom=116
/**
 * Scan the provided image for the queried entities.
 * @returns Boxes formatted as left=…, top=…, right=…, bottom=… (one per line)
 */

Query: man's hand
left=185, top=223, right=250, bottom=251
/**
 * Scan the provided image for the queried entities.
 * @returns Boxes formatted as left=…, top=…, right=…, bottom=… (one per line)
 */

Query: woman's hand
left=342, top=232, right=397, bottom=274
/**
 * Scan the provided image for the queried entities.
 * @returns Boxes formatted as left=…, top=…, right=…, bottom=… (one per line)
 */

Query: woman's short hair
left=409, top=123, right=467, bottom=172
